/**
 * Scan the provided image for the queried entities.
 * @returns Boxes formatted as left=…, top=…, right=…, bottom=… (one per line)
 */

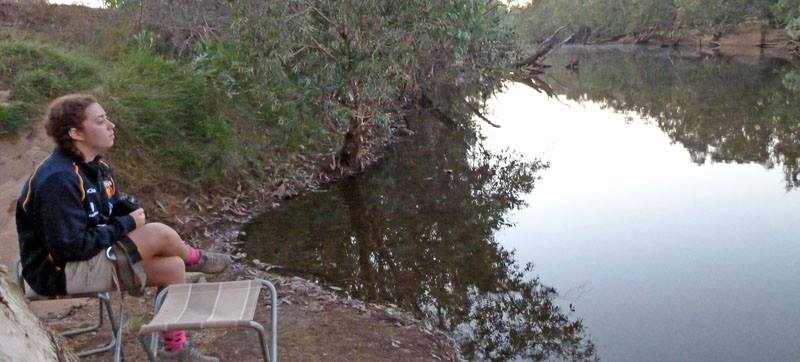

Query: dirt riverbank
left=589, top=21, right=798, bottom=61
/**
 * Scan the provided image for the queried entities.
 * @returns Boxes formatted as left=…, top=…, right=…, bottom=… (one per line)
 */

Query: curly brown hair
left=44, top=94, right=97, bottom=159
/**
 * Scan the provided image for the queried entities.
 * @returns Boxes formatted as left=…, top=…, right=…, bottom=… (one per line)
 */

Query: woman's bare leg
left=143, top=256, right=184, bottom=286
left=127, top=222, right=190, bottom=260
left=127, top=222, right=190, bottom=286
left=127, top=221, right=229, bottom=278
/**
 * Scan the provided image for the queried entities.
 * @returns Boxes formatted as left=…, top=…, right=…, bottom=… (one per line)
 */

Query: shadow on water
left=242, top=115, right=597, bottom=361
left=545, top=46, right=800, bottom=191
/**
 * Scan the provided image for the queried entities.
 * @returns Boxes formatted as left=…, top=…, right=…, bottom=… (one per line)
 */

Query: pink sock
left=185, top=247, right=202, bottom=266
left=160, top=330, right=186, bottom=352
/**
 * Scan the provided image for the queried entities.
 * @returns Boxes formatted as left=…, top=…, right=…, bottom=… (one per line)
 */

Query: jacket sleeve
left=36, top=172, right=137, bottom=262
left=110, top=193, right=138, bottom=217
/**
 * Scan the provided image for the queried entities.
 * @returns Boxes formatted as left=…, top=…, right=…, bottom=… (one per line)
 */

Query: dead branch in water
left=513, top=25, right=566, bottom=68
left=511, top=26, right=567, bottom=98
left=514, top=73, right=557, bottom=98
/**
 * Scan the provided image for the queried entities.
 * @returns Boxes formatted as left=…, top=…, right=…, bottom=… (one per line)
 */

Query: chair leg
left=150, top=287, right=172, bottom=359
left=259, top=279, right=278, bottom=362
left=72, top=293, right=118, bottom=357
left=248, top=322, right=270, bottom=362
left=60, top=296, right=104, bottom=337
left=113, top=296, right=125, bottom=362
left=137, top=287, right=171, bottom=361
left=100, top=293, right=118, bottom=331
left=139, top=333, right=158, bottom=362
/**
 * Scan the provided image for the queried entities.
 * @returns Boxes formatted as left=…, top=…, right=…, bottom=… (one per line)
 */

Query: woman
left=16, top=94, right=227, bottom=361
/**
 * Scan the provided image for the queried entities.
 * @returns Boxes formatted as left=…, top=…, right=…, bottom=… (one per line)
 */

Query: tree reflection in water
left=243, top=117, right=597, bottom=361
left=546, top=47, right=800, bottom=190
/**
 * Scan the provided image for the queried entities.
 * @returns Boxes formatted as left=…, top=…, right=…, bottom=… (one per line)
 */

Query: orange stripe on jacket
left=72, top=163, right=85, bottom=202
left=21, top=156, right=51, bottom=212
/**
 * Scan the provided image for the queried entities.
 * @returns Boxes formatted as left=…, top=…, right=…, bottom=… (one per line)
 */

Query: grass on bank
left=0, top=39, right=101, bottom=135
left=0, top=37, right=240, bottom=185
left=0, top=32, right=339, bottom=190
left=103, top=49, right=236, bottom=184
left=0, top=103, right=32, bottom=136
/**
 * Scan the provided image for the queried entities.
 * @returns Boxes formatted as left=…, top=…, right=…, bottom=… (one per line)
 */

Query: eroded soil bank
left=581, top=22, right=798, bottom=60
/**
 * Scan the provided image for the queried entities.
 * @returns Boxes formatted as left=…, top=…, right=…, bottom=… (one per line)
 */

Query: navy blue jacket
left=16, top=148, right=137, bottom=296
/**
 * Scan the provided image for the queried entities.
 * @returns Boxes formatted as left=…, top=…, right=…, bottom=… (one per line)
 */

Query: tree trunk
left=0, top=267, right=77, bottom=362
left=338, top=116, right=363, bottom=170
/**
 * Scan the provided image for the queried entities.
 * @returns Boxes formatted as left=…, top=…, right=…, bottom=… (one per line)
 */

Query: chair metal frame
left=14, top=260, right=125, bottom=361
left=138, top=279, right=278, bottom=362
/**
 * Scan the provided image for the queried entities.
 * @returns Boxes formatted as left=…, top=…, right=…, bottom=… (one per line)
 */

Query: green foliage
left=511, top=0, right=676, bottom=43
left=677, top=0, right=750, bottom=36
left=131, top=30, right=157, bottom=51
left=0, top=40, right=102, bottom=134
left=0, top=40, right=101, bottom=101
left=775, top=0, right=800, bottom=39
left=105, top=50, right=234, bottom=183
left=0, top=103, right=32, bottom=136
left=220, top=0, right=517, bottom=159
left=783, top=69, right=800, bottom=90
left=513, top=0, right=790, bottom=43
left=0, top=1, right=524, bottom=187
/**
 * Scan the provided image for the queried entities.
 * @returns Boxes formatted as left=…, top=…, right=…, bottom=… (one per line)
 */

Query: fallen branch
left=513, top=25, right=566, bottom=68
left=597, top=33, right=627, bottom=44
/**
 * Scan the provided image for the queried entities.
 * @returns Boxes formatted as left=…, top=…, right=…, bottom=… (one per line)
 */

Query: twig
left=466, top=102, right=500, bottom=128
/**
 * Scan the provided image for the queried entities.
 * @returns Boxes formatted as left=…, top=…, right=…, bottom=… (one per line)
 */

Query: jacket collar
left=55, top=147, right=104, bottom=173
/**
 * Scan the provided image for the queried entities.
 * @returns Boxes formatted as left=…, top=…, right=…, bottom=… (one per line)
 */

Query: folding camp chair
left=13, top=258, right=209, bottom=361
left=138, top=279, right=278, bottom=361
left=13, top=259, right=125, bottom=361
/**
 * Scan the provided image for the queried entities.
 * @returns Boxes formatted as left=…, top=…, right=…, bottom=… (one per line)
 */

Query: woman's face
left=73, top=103, right=115, bottom=154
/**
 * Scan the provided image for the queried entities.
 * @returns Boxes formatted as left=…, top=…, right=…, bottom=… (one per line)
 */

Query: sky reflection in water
left=483, top=82, right=800, bottom=362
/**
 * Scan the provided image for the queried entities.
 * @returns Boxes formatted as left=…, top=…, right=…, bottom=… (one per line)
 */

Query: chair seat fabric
left=139, top=280, right=262, bottom=334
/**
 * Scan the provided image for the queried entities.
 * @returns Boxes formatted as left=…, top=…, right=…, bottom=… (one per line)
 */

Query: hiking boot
left=160, top=341, right=219, bottom=362
left=185, top=251, right=230, bottom=274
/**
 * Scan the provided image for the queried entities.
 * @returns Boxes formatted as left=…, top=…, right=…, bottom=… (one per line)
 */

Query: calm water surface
left=243, top=48, right=800, bottom=361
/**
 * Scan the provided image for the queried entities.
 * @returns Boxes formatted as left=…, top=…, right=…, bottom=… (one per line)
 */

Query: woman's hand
left=129, top=208, right=146, bottom=228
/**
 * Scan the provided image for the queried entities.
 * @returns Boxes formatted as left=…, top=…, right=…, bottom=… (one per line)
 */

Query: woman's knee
left=129, top=222, right=183, bottom=258
left=145, top=222, right=180, bottom=240
left=130, top=222, right=180, bottom=244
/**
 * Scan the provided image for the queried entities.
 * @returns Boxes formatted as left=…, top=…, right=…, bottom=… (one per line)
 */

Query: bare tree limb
left=513, top=25, right=566, bottom=68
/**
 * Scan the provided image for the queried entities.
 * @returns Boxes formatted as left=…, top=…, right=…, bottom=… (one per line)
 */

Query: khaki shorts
left=64, top=250, right=116, bottom=294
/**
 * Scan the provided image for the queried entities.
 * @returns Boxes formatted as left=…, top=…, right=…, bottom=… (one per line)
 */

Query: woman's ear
left=68, top=127, right=85, bottom=142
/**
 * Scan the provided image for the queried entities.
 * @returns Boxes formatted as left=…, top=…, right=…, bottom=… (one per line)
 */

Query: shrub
left=0, top=40, right=101, bottom=102
left=0, top=40, right=101, bottom=134
left=104, top=50, right=234, bottom=183
left=0, top=103, right=32, bottom=136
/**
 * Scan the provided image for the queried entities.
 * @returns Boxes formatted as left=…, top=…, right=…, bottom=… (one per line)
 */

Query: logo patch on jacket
left=104, top=180, right=114, bottom=198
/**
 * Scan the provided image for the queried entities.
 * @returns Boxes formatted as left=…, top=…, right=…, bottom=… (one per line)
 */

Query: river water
left=242, top=47, right=800, bottom=361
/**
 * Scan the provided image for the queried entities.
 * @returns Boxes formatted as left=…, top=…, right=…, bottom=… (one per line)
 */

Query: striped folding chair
left=138, top=279, right=278, bottom=361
